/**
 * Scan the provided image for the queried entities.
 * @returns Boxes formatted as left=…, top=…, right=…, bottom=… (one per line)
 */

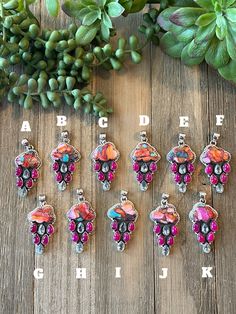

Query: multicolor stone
left=200, top=145, right=231, bottom=164
left=107, top=200, right=138, bottom=222
left=28, top=205, right=56, bottom=224
left=167, top=144, right=195, bottom=164
left=91, top=142, right=120, bottom=162
left=189, top=203, right=218, bottom=223
left=131, top=142, right=161, bottom=162
left=150, top=205, right=180, bottom=225
left=67, top=201, right=96, bottom=221
left=51, top=142, right=80, bottom=162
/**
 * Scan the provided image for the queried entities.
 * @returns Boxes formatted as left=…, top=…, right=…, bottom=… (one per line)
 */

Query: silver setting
left=210, top=133, right=220, bottom=146
left=39, top=194, right=46, bottom=207
left=77, top=188, right=85, bottom=202
left=60, top=130, right=70, bottom=143
left=140, top=130, right=148, bottom=142
left=120, top=190, right=128, bottom=202
left=161, top=193, right=169, bottom=207
left=199, top=192, right=206, bottom=204
left=21, top=138, right=34, bottom=151
left=178, top=133, right=186, bottom=146
left=99, top=133, right=107, bottom=145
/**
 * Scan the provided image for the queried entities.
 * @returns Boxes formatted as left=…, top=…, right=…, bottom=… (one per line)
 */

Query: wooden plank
left=1, top=5, right=236, bottom=314
left=207, top=67, right=236, bottom=314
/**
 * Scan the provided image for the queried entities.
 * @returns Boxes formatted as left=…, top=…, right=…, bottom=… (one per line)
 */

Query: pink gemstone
left=207, top=232, right=215, bottom=243
left=30, top=223, right=37, bottom=233
left=15, top=166, right=22, bottom=176
left=47, top=224, right=54, bottom=235
left=68, top=163, right=75, bottom=172
left=86, top=222, right=94, bottom=233
left=69, top=220, right=76, bottom=232
left=210, top=220, right=218, bottom=232
left=193, top=222, right=200, bottom=233
left=171, top=163, right=178, bottom=173
left=197, top=233, right=205, bottom=243
left=107, top=171, right=115, bottom=182
left=145, top=172, right=153, bottom=183
left=33, top=234, right=40, bottom=245
left=16, top=177, right=23, bottom=187
left=31, top=168, right=39, bottom=179
left=153, top=224, right=161, bottom=234
left=64, top=173, right=72, bottom=183
left=149, top=162, right=157, bottom=172
left=55, top=172, right=62, bottom=182
left=128, top=222, right=135, bottom=232
left=167, top=236, right=174, bottom=246
left=171, top=225, right=179, bottom=236
left=184, top=173, right=192, bottom=184
left=72, top=232, right=79, bottom=243
left=205, top=164, right=213, bottom=175
left=81, top=232, right=89, bottom=243
left=187, top=163, right=195, bottom=173
left=93, top=162, right=101, bottom=171
left=111, top=220, right=118, bottom=230
left=110, top=161, right=118, bottom=171
left=97, top=172, right=105, bottom=181
left=41, top=234, right=49, bottom=246
left=136, top=172, right=143, bottom=183
left=220, top=173, right=228, bottom=184
left=210, top=174, right=218, bottom=185
left=26, top=178, right=33, bottom=188
left=133, top=162, right=140, bottom=172
left=123, top=232, right=130, bottom=243
left=223, top=163, right=231, bottom=173
left=113, top=231, right=121, bottom=242
left=158, top=235, right=165, bottom=246
left=174, top=173, right=181, bottom=183
left=52, top=162, right=59, bottom=171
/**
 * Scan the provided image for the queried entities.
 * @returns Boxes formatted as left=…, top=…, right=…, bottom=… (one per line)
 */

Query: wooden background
left=0, top=3, right=236, bottom=314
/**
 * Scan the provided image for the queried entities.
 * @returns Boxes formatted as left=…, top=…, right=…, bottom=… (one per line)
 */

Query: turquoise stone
left=61, top=154, right=69, bottom=162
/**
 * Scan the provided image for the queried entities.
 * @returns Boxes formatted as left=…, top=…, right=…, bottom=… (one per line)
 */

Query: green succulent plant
left=158, top=0, right=236, bottom=82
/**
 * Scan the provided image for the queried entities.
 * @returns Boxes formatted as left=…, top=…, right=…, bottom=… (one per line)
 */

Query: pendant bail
left=178, top=133, right=186, bottom=146
left=210, top=133, right=220, bottom=145
left=121, top=190, right=128, bottom=202
left=161, top=193, right=169, bottom=206
left=39, top=194, right=46, bottom=207
left=99, top=133, right=106, bottom=144
left=140, top=131, right=148, bottom=142
left=61, top=130, right=70, bottom=143
left=199, top=191, right=206, bottom=204
left=77, top=188, right=85, bottom=202
left=22, top=138, right=33, bottom=151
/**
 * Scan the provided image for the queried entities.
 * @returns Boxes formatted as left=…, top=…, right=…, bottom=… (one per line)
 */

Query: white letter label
left=98, top=117, right=108, bottom=128
left=216, top=115, right=224, bottom=126
left=76, top=268, right=86, bottom=279
left=21, top=121, right=31, bottom=132
left=115, top=267, right=121, bottom=278
left=57, top=115, right=67, bottom=126
left=202, top=267, right=213, bottom=278
left=159, top=268, right=168, bottom=279
left=139, top=115, right=150, bottom=126
left=179, top=116, right=189, bottom=127
left=34, top=268, right=44, bottom=279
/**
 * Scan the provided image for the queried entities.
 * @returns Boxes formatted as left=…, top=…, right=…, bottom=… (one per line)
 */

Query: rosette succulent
left=158, top=0, right=236, bottom=82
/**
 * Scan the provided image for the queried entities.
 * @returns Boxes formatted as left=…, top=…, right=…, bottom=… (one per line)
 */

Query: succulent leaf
left=170, top=8, right=205, bottom=27
left=181, top=43, right=205, bottom=65
left=157, top=7, right=179, bottom=31
left=205, top=37, right=230, bottom=68
left=160, top=32, right=185, bottom=58
left=195, top=12, right=216, bottom=26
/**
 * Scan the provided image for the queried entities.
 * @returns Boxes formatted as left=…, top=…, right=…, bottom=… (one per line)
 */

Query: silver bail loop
left=210, top=133, right=220, bottom=145
left=39, top=194, right=46, bottom=207
left=178, top=133, right=186, bottom=146
left=61, top=130, right=70, bottom=143
left=199, top=192, right=206, bottom=204
left=99, top=133, right=106, bottom=145
left=120, top=190, right=128, bottom=202
left=140, top=131, right=148, bottom=142
left=77, top=188, right=85, bottom=202
left=161, top=193, right=169, bottom=206
left=21, top=138, right=33, bottom=151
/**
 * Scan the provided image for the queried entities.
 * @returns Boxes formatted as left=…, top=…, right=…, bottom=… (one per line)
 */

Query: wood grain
left=0, top=6, right=236, bottom=314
